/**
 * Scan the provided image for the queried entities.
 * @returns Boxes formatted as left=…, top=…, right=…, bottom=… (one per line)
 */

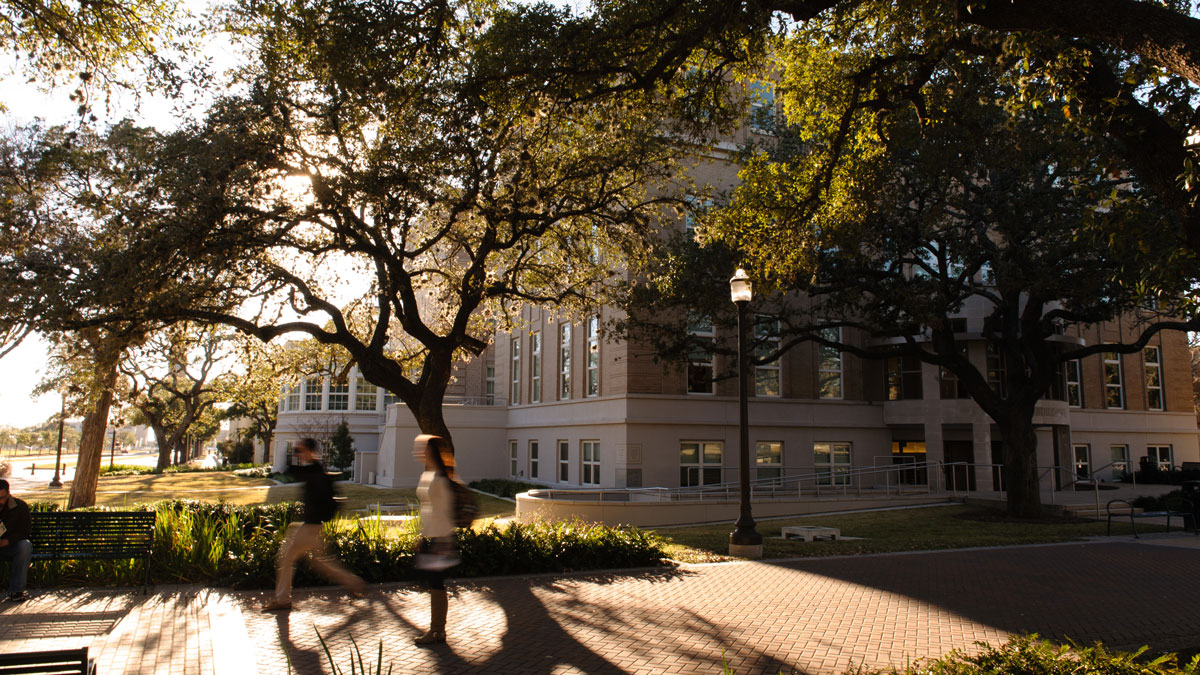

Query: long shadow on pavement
left=760, top=540, right=1200, bottom=653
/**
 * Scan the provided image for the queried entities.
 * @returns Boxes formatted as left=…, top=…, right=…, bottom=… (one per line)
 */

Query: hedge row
left=21, top=500, right=666, bottom=589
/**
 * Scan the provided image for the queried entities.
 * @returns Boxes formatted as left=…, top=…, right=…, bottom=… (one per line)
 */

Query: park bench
left=0, top=647, right=95, bottom=675
left=29, top=511, right=156, bottom=590
left=1106, top=497, right=1196, bottom=538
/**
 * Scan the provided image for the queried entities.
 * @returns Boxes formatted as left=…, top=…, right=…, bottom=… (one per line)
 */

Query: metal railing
left=525, top=461, right=948, bottom=503
left=444, top=396, right=507, bottom=406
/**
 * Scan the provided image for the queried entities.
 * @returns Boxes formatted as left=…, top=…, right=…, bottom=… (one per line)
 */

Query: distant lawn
left=19, top=471, right=515, bottom=526
left=655, top=504, right=1163, bottom=563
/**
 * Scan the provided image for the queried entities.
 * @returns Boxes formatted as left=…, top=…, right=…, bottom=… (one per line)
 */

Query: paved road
left=2, top=537, right=1197, bottom=675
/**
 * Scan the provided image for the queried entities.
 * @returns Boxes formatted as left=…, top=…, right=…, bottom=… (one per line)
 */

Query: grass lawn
left=19, top=471, right=516, bottom=525
left=654, top=504, right=1162, bottom=563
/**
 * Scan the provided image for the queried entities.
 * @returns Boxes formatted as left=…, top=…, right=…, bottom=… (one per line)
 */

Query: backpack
left=450, top=479, right=478, bottom=529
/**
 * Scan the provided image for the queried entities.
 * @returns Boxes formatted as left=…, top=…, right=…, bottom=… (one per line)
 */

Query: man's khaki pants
left=274, top=522, right=363, bottom=603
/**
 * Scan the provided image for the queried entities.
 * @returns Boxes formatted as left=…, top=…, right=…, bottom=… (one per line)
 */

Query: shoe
left=413, top=630, right=445, bottom=646
left=261, top=600, right=292, bottom=612
left=6, top=592, right=27, bottom=603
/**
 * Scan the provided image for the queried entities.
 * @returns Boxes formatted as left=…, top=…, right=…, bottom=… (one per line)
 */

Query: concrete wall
left=515, top=492, right=953, bottom=528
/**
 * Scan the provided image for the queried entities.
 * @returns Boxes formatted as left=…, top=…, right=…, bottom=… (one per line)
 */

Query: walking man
left=262, top=438, right=365, bottom=611
left=0, top=478, right=32, bottom=602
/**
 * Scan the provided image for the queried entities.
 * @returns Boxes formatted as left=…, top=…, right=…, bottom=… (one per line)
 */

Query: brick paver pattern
left=239, top=541, right=1200, bottom=675
left=2, top=541, right=1198, bottom=674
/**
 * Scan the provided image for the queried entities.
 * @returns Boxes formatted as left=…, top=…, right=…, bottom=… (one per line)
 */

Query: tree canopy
left=0, top=0, right=728, bottom=448
left=632, top=56, right=1194, bottom=516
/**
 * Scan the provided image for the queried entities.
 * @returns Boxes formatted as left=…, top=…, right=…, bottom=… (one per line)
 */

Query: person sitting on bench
left=0, top=478, right=32, bottom=602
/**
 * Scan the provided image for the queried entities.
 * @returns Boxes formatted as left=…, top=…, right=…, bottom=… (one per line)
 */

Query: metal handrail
left=1081, top=459, right=1137, bottom=487
left=525, top=461, right=945, bottom=503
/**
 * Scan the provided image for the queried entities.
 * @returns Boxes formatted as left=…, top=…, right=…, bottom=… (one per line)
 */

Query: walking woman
left=413, top=434, right=459, bottom=645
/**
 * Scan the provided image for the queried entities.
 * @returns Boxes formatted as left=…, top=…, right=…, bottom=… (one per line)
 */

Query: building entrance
left=943, top=440, right=976, bottom=491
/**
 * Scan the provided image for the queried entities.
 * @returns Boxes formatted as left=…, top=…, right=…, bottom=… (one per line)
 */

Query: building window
left=286, top=383, right=300, bottom=411
left=1104, top=351, right=1124, bottom=409
left=354, top=376, right=378, bottom=411
left=748, top=80, right=776, bottom=133
left=485, top=365, right=496, bottom=405
left=755, top=318, right=780, bottom=397
left=755, top=441, right=782, bottom=482
left=886, top=355, right=923, bottom=400
left=986, top=343, right=1006, bottom=399
left=511, top=338, right=521, bottom=405
left=530, top=331, right=542, bottom=403
left=680, top=441, right=723, bottom=486
left=1147, top=445, right=1173, bottom=471
left=687, top=316, right=715, bottom=394
left=581, top=441, right=600, bottom=485
left=1110, top=445, right=1130, bottom=481
left=1144, top=346, right=1163, bottom=411
left=1072, top=444, right=1091, bottom=479
left=818, top=327, right=843, bottom=399
left=558, top=440, right=569, bottom=482
left=814, top=442, right=851, bottom=486
left=382, top=390, right=401, bottom=408
left=559, top=323, right=572, bottom=400
left=529, top=440, right=539, bottom=479
left=586, top=316, right=600, bottom=397
left=328, top=380, right=349, bottom=411
left=683, top=197, right=712, bottom=241
left=509, top=440, right=518, bottom=478
left=939, top=345, right=969, bottom=399
left=1065, top=359, right=1082, bottom=408
left=304, top=378, right=323, bottom=411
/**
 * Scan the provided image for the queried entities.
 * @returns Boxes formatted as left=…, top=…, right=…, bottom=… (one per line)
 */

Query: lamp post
left=729, top=268, right=763, bottom=558
left=109, top=417, right=123, bottom=471
left=49, top=390, right=66, bottom=488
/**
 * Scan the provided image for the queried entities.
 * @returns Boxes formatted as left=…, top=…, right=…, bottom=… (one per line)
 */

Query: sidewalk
left=3, top=535, right=1198, bottom=674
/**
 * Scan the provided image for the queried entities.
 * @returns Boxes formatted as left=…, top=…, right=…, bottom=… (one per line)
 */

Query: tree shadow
left=755, top=541, right=1200, bottom=653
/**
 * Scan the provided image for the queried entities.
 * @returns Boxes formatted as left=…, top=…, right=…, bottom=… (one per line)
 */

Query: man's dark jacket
left=287, top=462, right=337, bottom=524
left=0, top=496, right=31, bottom=543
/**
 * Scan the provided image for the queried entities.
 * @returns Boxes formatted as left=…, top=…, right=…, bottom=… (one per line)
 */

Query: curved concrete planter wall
left=514, top=492, right=953, bottom=528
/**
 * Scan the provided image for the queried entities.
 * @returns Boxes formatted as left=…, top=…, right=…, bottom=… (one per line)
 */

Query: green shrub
left=23, top=501, right=666, bottom=589
left=911, top=635, right=1198, bottom=675
left=99, top=464, right=158, bottom=476
left=468, top=478, right=543, bottom=499
left=719, top=636, right=1199, bottom=674
left=98, top=462, right=268, bottom=477
left=233, top=465, right=274, bottom=478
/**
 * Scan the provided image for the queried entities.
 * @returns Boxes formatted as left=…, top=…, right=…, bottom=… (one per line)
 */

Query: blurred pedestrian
left=262, top=438, right=365, bottom=611
left=413, top=434, right=459, bottom=645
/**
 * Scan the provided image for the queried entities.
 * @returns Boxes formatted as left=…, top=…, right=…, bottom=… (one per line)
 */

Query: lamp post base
left=729, top=529, right=764, bottom=559
left=728, top=540, right=763, bottom=559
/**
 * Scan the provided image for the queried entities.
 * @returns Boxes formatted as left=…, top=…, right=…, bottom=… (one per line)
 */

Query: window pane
left=702, top=442, right=722, bottom=464
left=755, top=441, right=781, bottom=465
left=818, top=372, right=842, bottom=399
left=680, top=443, right=699, bottom=464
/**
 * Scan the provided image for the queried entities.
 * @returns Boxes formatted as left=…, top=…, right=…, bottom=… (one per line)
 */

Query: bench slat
left=0, top=647, right=89, bottom=675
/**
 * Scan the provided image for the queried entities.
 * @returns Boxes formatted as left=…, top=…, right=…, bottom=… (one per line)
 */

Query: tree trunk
left=152, top=422, right=172, bottom=471
left=68, top=364, right=118, bottom=509
left=1000, top=415, right=1043, bottom=518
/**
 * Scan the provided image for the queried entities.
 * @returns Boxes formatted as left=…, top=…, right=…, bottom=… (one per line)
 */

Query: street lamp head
left=729, top=268, right=752, bottom=304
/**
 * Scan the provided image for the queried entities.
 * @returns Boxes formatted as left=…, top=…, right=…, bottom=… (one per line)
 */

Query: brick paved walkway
left=2, top=539, right=1198, bottom=674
